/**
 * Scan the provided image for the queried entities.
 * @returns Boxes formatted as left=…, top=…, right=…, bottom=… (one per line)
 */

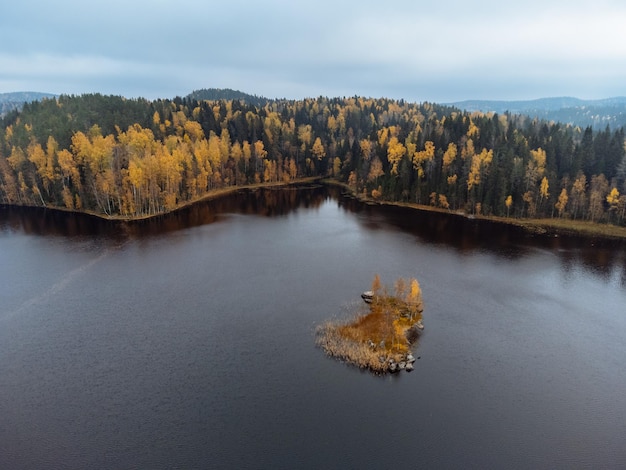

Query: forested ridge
left=1, top=92, right=626, bottom=225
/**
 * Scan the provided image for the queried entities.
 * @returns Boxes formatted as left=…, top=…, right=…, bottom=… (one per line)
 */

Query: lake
left=1, top=184, right=625, bottom=469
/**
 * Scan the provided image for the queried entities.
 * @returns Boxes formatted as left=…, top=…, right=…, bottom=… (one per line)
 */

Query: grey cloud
left=2, top=0, right=626, bottom=101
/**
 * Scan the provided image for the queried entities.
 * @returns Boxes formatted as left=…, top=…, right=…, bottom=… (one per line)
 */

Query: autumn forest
left=1, top=92, right=625, bottom=225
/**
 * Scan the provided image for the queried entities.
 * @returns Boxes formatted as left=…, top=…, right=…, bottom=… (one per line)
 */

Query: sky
left=2, top=0, right=626, bottom=103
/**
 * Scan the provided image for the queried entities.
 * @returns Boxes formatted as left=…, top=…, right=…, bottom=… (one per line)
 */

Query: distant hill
left=185, top=88, right=270, bottom=107
left=447, top=97, right=626, bottom=129
left=0, top=91, right=57, bottom=117
left=186, top=91, right=626, bottom=129
left=5, top=89, right=626, bottom=130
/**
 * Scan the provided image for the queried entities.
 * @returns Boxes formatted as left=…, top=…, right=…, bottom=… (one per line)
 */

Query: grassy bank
left=324, top=179, right=626, bottom=241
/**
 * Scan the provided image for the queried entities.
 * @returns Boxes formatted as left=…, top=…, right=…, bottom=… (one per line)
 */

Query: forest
left=1, top=92, right=625, bottom=225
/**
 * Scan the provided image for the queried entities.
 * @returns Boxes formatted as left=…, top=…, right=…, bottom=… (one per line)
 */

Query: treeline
left=1, top=93, right=625, bottom=224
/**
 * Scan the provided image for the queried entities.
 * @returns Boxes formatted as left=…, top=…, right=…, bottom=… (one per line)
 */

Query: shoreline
left=323, top=179, right=626, bottom=241
left=4, top=177, right=626, bottom=241
left=0, top=177, right=322, bottom=223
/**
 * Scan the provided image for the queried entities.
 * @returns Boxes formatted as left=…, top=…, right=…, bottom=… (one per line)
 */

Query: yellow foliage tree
left=461, top=138, right=475, bottom=160
left=368, top=157, right=384, bottom=183
left=26, top=141, right=48, bottom=190
left=555, top=188, right=568, bottom=217
left=429, top=192, right=437, bottom=206
left=387, top=137, right=406, bottom=175
left=242, top=140, right=252, bottom=172
left=377, top=127, right=389, bottom=147
left=359, top=139, right=373, bottom=161
left=523, top=190, right=536, bottom=217
left=311, top=137, right=325, bottom=160
left=332, top=157, right=342, bottom=177
left=413, top=141, right=435, bottom=181
left=183, top=121, right=204, bottom=142
left=605, top=186, right=620, bottom=222
left=467, top=148, right=493, bottom=192
left=570, top=173, right=587, bottom=218
left=442, top=142, right=457, bottom=171
left=607, top=187, right=620, bottom=208
left=405, top=278, right=423, bottom=319
left=253, top=140, right=267, bottom=159
left=297, top=124, right=312, bottom=152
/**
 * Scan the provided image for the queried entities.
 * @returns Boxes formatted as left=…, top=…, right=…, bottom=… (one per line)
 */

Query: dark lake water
left=1, top=185, right=626, bottom=469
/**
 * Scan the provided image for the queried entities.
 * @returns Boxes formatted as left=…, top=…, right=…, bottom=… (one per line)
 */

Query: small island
left=316, top=275, right=424, bottom=374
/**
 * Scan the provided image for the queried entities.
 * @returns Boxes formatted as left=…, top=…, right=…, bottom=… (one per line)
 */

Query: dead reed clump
left=316, top=320, right=388, bottom=372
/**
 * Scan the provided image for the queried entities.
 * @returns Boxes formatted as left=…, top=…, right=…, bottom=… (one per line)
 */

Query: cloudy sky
left=1, top=0, right=626, bottom=103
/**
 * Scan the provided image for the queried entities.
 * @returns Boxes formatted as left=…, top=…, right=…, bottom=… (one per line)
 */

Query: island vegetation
left=316, top=275, right=424, bottom=373
left=1, top=91, right=626, bottom=235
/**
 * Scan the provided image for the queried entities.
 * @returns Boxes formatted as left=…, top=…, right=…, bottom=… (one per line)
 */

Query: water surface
left=1, top=186, right=625, bottom=469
